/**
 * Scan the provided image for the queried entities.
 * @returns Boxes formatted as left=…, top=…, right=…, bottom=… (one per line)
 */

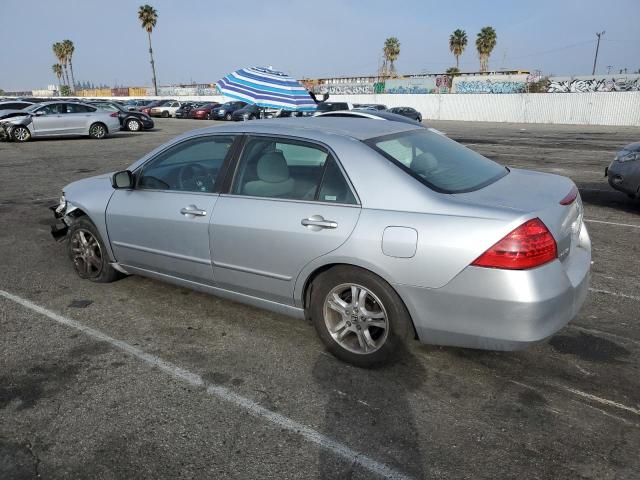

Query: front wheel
left=126, top=119, right=141, bottom=131
left=67, top=217, right=123, bottom=283
left=309, top=266, right=412, bottom=367
left=12, top=125, right=31, bottom=142
left=88, top=123, right=107, bottom=139
left=161, top=110, right=169, bottom=118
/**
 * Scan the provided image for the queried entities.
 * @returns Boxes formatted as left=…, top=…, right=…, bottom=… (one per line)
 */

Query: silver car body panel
left=58, top=118, right=591, bottom=350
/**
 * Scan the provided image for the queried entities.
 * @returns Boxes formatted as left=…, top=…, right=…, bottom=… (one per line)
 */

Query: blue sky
left=1, top=0, right=638, bottom=90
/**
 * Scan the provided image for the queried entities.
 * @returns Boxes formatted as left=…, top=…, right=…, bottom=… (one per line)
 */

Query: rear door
left=210, top=135, right=361, bottom=305
left=65, top=103, right=96, bottom=133
left=106, top=134, right=238, bottom=284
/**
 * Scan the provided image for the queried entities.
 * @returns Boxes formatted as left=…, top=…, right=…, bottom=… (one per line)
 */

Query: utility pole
left=606, top=65, right=612, bottom=75
left=592, top=31, right=605, bottom=75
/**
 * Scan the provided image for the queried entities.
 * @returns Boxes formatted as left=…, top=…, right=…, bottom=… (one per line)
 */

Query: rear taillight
left=110, top=112, right=119, bottom=117
left=559, top=185, right=578, bottom=205
left=472, top=218, right=557, bottom=270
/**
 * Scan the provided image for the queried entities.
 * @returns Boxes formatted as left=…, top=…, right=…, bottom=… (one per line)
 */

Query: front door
left=211, top=135, right=361, bottom=305
left=30, top=103, right=68, bottom=136
left=106, top=134, right=237, bottom=284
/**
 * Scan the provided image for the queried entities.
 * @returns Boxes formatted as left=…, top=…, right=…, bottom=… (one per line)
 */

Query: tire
left=126, top=119, right=141, bottom=131
left=12, top=125, right=31, bottom=142
left=206, top=114, right=211, bottom=120
left=248, top=114, right=255, bottom=120
left=225, top=113, right=232, bottom=121
left=161, top=110, right=169, bottom=118
left=88, top=122, right=107, bottom=139
left=67, top=217, right=123, bottom=283
left=309, top=266, right=412, bottom=367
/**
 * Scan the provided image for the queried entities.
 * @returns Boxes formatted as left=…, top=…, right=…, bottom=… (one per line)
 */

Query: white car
left=1, top=101, right=121, bottom=142
left=150, top=101, right=183, bottom=118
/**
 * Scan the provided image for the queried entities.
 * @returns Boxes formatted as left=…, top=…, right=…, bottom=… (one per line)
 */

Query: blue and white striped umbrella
left=217, top=66, right=317, bottom=112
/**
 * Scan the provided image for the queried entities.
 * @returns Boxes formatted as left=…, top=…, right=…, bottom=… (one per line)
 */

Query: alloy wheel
left=70, top=229, right=103, bottom=278
left=13, top=126, right=30, bottom=142
left=90, top=124, right=106, bottom=139
left=323, top=283, right=389, bottom=354
left=128, top=119, right=141, bottom=131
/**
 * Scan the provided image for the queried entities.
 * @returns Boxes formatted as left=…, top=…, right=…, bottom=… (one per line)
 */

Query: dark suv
left=213, top=101, right=248, bottom=121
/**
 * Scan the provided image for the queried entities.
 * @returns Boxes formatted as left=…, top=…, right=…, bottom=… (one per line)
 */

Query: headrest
left=410, top=152, right=438, bottom=175
left=257, top=151, right=289, bottom=183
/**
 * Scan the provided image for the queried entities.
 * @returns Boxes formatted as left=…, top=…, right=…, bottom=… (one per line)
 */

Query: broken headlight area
left=49, top=194, right=75, bottom=241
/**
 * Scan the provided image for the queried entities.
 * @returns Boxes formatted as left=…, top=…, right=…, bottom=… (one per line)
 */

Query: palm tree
left=138, top=4, right=159, bottom=95
left=52, top=64, right=63, bottom=94
left=449, top=29, right=467, bottom=70
left=62, top=39, right=76, bottom=92
left=52, top=42, right=69, bottom=87
left=445, top=67, right=460, bottom=77
left=381, top=37, right=401, bottom=77
left=476, top=27, right=497, bottom=72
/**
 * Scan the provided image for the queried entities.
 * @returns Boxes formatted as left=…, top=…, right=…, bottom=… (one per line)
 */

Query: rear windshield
left=365, top=129, right=507, bottom=193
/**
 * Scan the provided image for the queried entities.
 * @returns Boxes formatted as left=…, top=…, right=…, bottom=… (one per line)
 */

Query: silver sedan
left=51, top=118, right=591, bottom=366
left=1, top=101, right=120, bottom=142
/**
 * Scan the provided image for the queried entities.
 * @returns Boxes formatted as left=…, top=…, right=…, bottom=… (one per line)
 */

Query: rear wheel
left=225, top=113, right=232, bottom=121
left=126, top=119, right=141, bottom=131
left=89, top=123, right=107, bottom=139
left=309, top=266, right=412, bottom=367
left=12, top=126, right=31, bottom=142
left=67, top=217, right=123, bottom=283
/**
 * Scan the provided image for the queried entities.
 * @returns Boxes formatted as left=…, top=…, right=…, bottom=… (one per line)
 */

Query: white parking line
left=559, top=386, right=640, bottom=417
left=0, top=289, right=413, bottom=480
left=585, top=219, right=640, bottom=229
left=589, top=288, right=640, bottom=302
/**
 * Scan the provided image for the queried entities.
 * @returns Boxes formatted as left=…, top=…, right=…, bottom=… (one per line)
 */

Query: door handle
left=180, top=205, right=207, bottom=217
left=301, top=215, right=337, bottom=230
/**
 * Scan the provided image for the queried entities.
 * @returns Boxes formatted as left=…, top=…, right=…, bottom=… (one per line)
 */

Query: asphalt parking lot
left=1, top=118, right=639, bottom=480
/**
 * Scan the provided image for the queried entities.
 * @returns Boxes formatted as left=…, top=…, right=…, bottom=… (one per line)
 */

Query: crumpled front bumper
left=49, top=197, right=72, bottom=241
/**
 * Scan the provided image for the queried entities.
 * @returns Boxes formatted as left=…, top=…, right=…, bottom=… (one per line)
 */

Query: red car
left=188, top=102, right=220, bottom=120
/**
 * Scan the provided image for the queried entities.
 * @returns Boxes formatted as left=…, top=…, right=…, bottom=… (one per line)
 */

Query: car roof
left=318, top=109, right=424, bottom=127
left=193, top=117, right=420, bottom=140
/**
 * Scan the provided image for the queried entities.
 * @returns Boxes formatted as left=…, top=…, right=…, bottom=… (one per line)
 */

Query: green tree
left=476, top=27, right=497, bottom=72
left=60, top=85, right=71, bottom=97
left=448, top=29, right=467, bottom=70
left=52, top=63, right=63, bottom=94
left=52, top=42, right=70, bottom=87
left=138, top=4, right=159, bottom=95
left=381, top=37, right=401, bottom=77
left=445, top=67, right=461, bottom=77
left=62, top=39, right=76, bottom=92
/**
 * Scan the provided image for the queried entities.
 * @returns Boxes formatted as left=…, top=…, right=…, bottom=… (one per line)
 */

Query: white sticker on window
left=324, top=195, right=337, bottom=201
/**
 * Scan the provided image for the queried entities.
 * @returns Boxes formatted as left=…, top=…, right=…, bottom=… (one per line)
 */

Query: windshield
left=24, top=104, right=41, bottom=113
left=366, top=129, right=508, bottom=193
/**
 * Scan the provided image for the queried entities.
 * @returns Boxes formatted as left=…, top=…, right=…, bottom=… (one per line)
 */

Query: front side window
left=37, top=104, right=65, bottom=115
left=138, top=135, right=235, bottom=193
left=232, top=136, right=356, bottom=204
left=366, top=129, right=507, bottom=193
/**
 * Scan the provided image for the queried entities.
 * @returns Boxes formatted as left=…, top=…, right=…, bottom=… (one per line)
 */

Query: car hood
left=621, top=141, right=640, bottom=152
left=0, top=109, right=29, bottom=119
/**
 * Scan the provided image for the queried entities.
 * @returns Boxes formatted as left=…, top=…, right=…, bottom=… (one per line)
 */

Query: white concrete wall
left=339, top=92, right=640, bottom=126
left=67, top=92, right=640, bottom=126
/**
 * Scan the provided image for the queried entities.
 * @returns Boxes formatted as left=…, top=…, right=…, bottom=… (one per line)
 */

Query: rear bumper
left=396, top=225, right=591, bottom=351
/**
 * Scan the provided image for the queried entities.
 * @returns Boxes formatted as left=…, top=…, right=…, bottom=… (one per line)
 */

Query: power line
left=505, top=39, right=596, bottom=61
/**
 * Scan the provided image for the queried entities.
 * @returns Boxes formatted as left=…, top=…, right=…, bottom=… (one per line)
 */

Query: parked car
left=1, top=101, right=120, bottom=142
left=0, top=100, right=34, bottom=112
left=315, top=109, right=446, bottom=136
left=313, top=101, right=353, bottom=115
left=175, top=102, right=199, bottom=119
left=387, top=107, right=422, bottom=122
left=605, top=142, right=640, bottom=199
left=150, top=100, right=183, bottom=118
left=188, top=103, right=220, bottom=120
left=354, top=104, right=387, bottom=111
left=50, top=117, right=590, bottom=367
left=213, top=101, right=248, bottom=120
left=90, top=101, right=154, bottom=131
left=139, top=100, right=175, bottom=116
left=124, top=99, right=153, bottom=111
left=231, top=104, right=262, bottom=121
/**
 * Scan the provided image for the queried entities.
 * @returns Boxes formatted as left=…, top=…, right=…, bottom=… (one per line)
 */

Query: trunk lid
left=454, top=168, right=583, bottom=264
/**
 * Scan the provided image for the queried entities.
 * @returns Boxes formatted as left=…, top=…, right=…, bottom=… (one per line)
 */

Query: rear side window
left=366, top=129, right=507, bottom=193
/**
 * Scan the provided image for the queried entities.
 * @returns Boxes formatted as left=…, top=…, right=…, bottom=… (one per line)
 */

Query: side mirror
left=35, top=110, right=45, bottom=116
left=112, top=170, right=134, bottom=189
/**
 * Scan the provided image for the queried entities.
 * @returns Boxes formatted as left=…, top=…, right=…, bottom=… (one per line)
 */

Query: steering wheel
left=177, top=163, right=208, bottom=191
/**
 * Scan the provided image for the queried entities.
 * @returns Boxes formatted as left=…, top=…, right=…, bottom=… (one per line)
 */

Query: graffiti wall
left=547, top=75, right=640, bottom=93
left=314, top=83, right=377, bottom=95
left=452, top=74, right=528, bottom=94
